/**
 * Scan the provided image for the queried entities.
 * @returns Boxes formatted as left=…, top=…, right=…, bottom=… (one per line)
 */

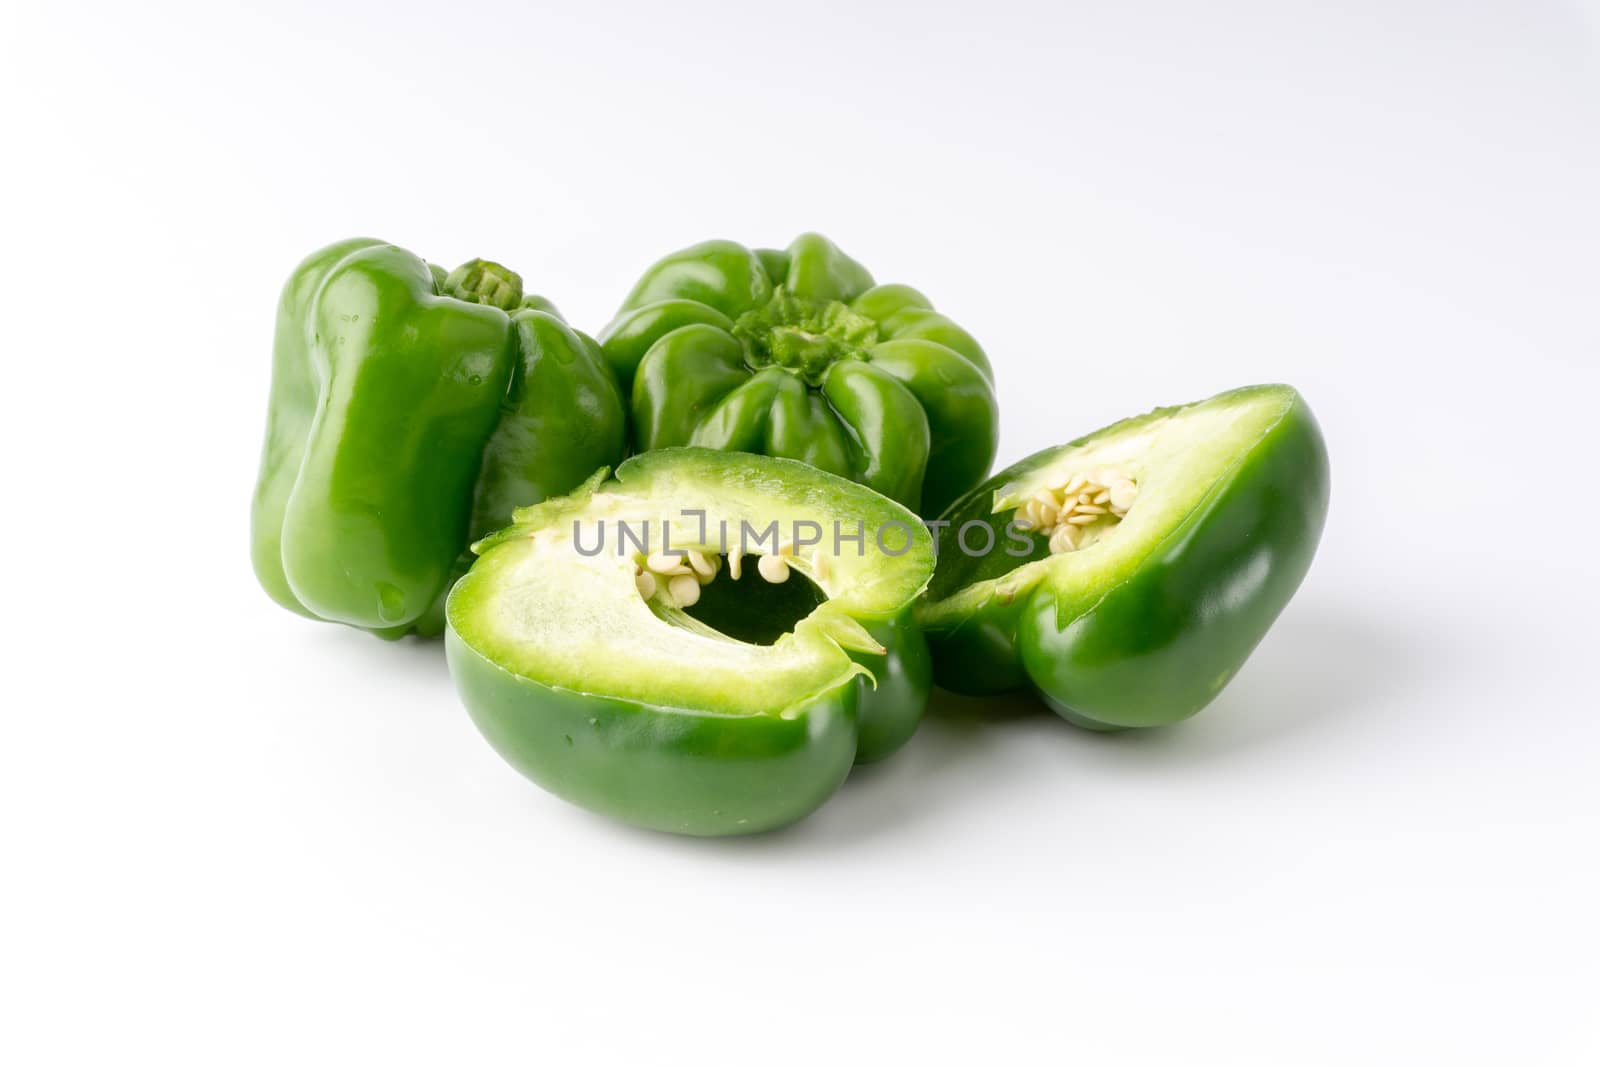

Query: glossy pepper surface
left=917, top=385, right=1328, bottom=729
left=598, top=233, right=999, bottom=517
left=251, top=238, right=626, bottom=638
left=445, top=448, right=936, bottom=835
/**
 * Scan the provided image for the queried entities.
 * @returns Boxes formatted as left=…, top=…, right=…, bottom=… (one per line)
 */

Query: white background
left=5, top=1, right=1598, bottom=1063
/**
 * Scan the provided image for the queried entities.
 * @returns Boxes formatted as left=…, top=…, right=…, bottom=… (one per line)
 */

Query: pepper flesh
left=599, top=233, right=999, bottom=517
left=251, top=239, right=626, bottom=637
left=917, top=384, right=1329, bottom=729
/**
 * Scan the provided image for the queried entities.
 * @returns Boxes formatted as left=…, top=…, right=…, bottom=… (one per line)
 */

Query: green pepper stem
left=732, top=292, right=878, bottom=385
left=443, top=259, right=524, bottom=311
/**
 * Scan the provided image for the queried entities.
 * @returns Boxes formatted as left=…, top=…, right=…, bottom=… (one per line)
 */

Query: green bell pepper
left=917, top=385, right=1328, bottom=729
left=445, top=448, right=936, bottom=835
left=598, top=233, right=999, bottom=517
left=251, top=238, right=626, bottom=638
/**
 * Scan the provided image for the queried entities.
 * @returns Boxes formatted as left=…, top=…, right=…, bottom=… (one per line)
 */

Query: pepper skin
left=251, top=239, right=626, bottom=638
left=445, top=449, right=936, bottom=835
left=598, top=233, right=999, bottom=517
left=916, top=385, right=1329, bottom=729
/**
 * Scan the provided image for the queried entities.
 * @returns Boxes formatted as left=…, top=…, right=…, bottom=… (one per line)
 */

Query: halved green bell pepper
left=251, top=238, right=626, bottom=638
left=598, top=233, right=999, bottom=517
left=917, top=385, right=1329, bottom=729
left=445, top=448, right=936, bottom=835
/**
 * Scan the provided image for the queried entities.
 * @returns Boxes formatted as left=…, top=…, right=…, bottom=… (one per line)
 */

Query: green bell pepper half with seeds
left=598, top=233, right=999, bottom=517
left=917, top=384, right=1329, bottom=729
left=445, top=448, right=936, bottom=836
left=251, top=238, right=626, bottom=638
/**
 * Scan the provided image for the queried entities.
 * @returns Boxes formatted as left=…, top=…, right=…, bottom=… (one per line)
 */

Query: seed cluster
left=633, top=549, right=720, bottom=608
left=633, top=543, right=829, bottom=608
left=1013, top=468, right=1139, bottom=554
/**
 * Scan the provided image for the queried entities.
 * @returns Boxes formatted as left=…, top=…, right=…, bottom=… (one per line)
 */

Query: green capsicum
left=445, top=448, right=935, bottom=835
left=598, top=233, right=999, bottom=517
left=917, top=384, right=1328, bottom=729
left=251, top=238, right=626, bottom=638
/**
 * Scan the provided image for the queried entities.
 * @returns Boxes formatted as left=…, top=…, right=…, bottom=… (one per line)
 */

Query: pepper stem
left=731, top=292, right=878, bottom=386
left=443, top=259, right=524, bottom=311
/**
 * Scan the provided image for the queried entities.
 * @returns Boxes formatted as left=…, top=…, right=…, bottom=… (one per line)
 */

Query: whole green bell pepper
left=598, top=233, right=999, bottom=517
left=251, top=238, right=626, bottom=638
left=445, top=448, right=936, bottom=835
left=917, top=384, right=1328, bottom=729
